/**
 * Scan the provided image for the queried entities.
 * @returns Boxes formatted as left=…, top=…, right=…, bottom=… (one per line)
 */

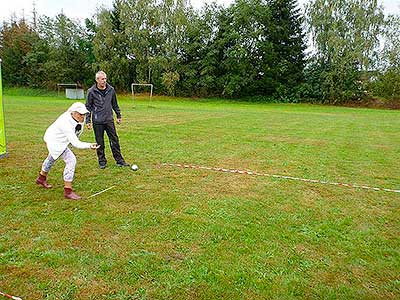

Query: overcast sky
left=0, top=0, right=399, bottom=23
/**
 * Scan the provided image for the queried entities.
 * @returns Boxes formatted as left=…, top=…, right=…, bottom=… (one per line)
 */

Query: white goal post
left=131, top=83, right=153, bottom=107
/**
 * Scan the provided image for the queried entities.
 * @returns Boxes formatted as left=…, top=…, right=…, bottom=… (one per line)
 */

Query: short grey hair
left=95, top=71, right=107, bottom=80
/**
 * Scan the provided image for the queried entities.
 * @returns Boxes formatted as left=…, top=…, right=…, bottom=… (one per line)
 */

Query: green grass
left=3, top=86, right=59, bottom=97
left=0, top=81, right=5, bottom=156
left=0, top=93, right=399, bottom=300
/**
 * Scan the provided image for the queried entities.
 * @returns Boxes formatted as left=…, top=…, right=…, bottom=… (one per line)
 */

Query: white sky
left=0, top=0, right=399, bottom=23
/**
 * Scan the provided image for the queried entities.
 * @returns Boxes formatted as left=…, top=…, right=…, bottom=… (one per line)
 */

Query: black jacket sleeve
left=111, top=90, right=121, bottom=119
left=85, top=88, right=94, bottom=124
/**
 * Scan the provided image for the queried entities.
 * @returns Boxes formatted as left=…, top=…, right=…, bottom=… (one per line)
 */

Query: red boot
left=36, top=173, right=52, bottom=189
left=64, top=187, right=81, bottom=200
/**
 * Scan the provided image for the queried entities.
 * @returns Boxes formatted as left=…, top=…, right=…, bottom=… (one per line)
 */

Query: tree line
left=0, top=0, right=399, bottom=104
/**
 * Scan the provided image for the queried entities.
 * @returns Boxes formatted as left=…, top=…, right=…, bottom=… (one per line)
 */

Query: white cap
left=68, top=102, right=89, bottom=114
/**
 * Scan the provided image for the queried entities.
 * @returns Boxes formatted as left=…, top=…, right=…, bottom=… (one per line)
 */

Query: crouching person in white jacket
left=36, top=102, right=99, bottom=199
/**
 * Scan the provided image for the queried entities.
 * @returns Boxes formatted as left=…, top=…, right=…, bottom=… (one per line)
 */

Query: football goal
left=131, top=83, right=153, bottom=108
left=0, top=59, right=7, bottom=158
left=57, top=83, right=84, bottom=99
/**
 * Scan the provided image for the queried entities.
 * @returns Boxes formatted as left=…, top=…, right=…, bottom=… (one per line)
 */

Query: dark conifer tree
left=268, top=0, right=306, bottom=98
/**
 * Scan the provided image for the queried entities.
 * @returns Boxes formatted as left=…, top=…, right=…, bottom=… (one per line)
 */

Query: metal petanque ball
left=131, top=164, right=139, bottom=171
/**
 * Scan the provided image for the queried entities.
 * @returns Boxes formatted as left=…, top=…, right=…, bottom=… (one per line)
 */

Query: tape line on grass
left=162, top=163, right=400, bottom=194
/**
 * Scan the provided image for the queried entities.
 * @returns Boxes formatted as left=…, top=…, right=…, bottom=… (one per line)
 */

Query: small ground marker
left=88, top=186, right=116, bottom=198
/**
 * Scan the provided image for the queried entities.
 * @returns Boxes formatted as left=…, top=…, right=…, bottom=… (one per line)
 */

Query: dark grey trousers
left=93, top=122, right=124, bottom=165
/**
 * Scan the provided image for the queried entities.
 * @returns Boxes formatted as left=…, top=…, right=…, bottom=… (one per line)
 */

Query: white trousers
left=41, top=147, right=77, bottom=182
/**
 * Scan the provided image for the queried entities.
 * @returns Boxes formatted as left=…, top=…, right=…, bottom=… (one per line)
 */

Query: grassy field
left=0, top=92, right=399, bottom=300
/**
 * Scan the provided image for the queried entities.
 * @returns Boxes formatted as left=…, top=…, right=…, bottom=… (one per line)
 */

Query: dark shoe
left=36, top=174, right=52, bottom=189
left=116, top=161, right=130, bottom=167
left=99, top=163, right=107, bottom=169
left=64, top=188, right=81, bottom=200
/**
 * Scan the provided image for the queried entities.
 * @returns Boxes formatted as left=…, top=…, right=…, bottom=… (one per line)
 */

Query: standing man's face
left=96, top=73, right=107, bottom=90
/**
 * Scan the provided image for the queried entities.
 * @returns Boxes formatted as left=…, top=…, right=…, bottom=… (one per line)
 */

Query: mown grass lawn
left=0, top=92, right=399, bottom=300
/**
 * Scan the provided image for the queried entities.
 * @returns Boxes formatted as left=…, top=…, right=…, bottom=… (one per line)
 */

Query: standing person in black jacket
left=86, top=71, right=129, bottom=169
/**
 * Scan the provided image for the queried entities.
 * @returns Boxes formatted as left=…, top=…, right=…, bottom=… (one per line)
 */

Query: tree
left=112, top=0, right=160, bottom=90
left=268, top=0, right=306, bottom=100
left=371, top=15, right=400, bottom=100
left=305, top=0, right=385, bottom=103
left=92, top=1, right=135, bottom=90
left=36, top=13, right=92, bottom=88
left=181, top=0, right=305, bottom=99
left=157, top=0, right=190, bottom=94
left=219, top=0, right=265, bottom=97
left=0, top=18, right=38, bottom=86
left=193, top=0, right=276, bottom=98
left=117, top=0, right=191, bottom=93
left=178, top=3, right=225, bottom=96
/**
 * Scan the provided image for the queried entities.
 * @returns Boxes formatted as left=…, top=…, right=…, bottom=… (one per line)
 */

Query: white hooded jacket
left=44, top=111, right=92, bottom=159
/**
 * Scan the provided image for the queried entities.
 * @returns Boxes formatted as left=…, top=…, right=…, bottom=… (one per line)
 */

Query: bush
left=371, top=69, right=400, bottom=100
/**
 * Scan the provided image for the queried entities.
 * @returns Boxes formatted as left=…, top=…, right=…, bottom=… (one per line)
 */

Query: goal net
left=131, top=83, right=153, bottom=107
left=0, top=59, right=7, bottom=158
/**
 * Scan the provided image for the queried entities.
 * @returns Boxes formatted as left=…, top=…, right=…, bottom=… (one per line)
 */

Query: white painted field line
left=88, top=185, right=116, bottom=198
left=161, top=163, right=400, bottom=194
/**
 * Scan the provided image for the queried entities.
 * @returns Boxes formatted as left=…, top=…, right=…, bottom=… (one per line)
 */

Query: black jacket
left=86, top=83, right=121, bottom=124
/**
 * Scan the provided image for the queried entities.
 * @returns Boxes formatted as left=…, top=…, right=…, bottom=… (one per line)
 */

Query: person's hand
left=116, top=118, right=122, bottom=124
left=90, top=143, right=100, bottom=150
left=87, top=123, right=92, bottom=130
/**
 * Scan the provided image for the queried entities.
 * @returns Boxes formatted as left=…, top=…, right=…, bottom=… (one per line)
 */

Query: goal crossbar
left=131, top=83, right=153, bottom=107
